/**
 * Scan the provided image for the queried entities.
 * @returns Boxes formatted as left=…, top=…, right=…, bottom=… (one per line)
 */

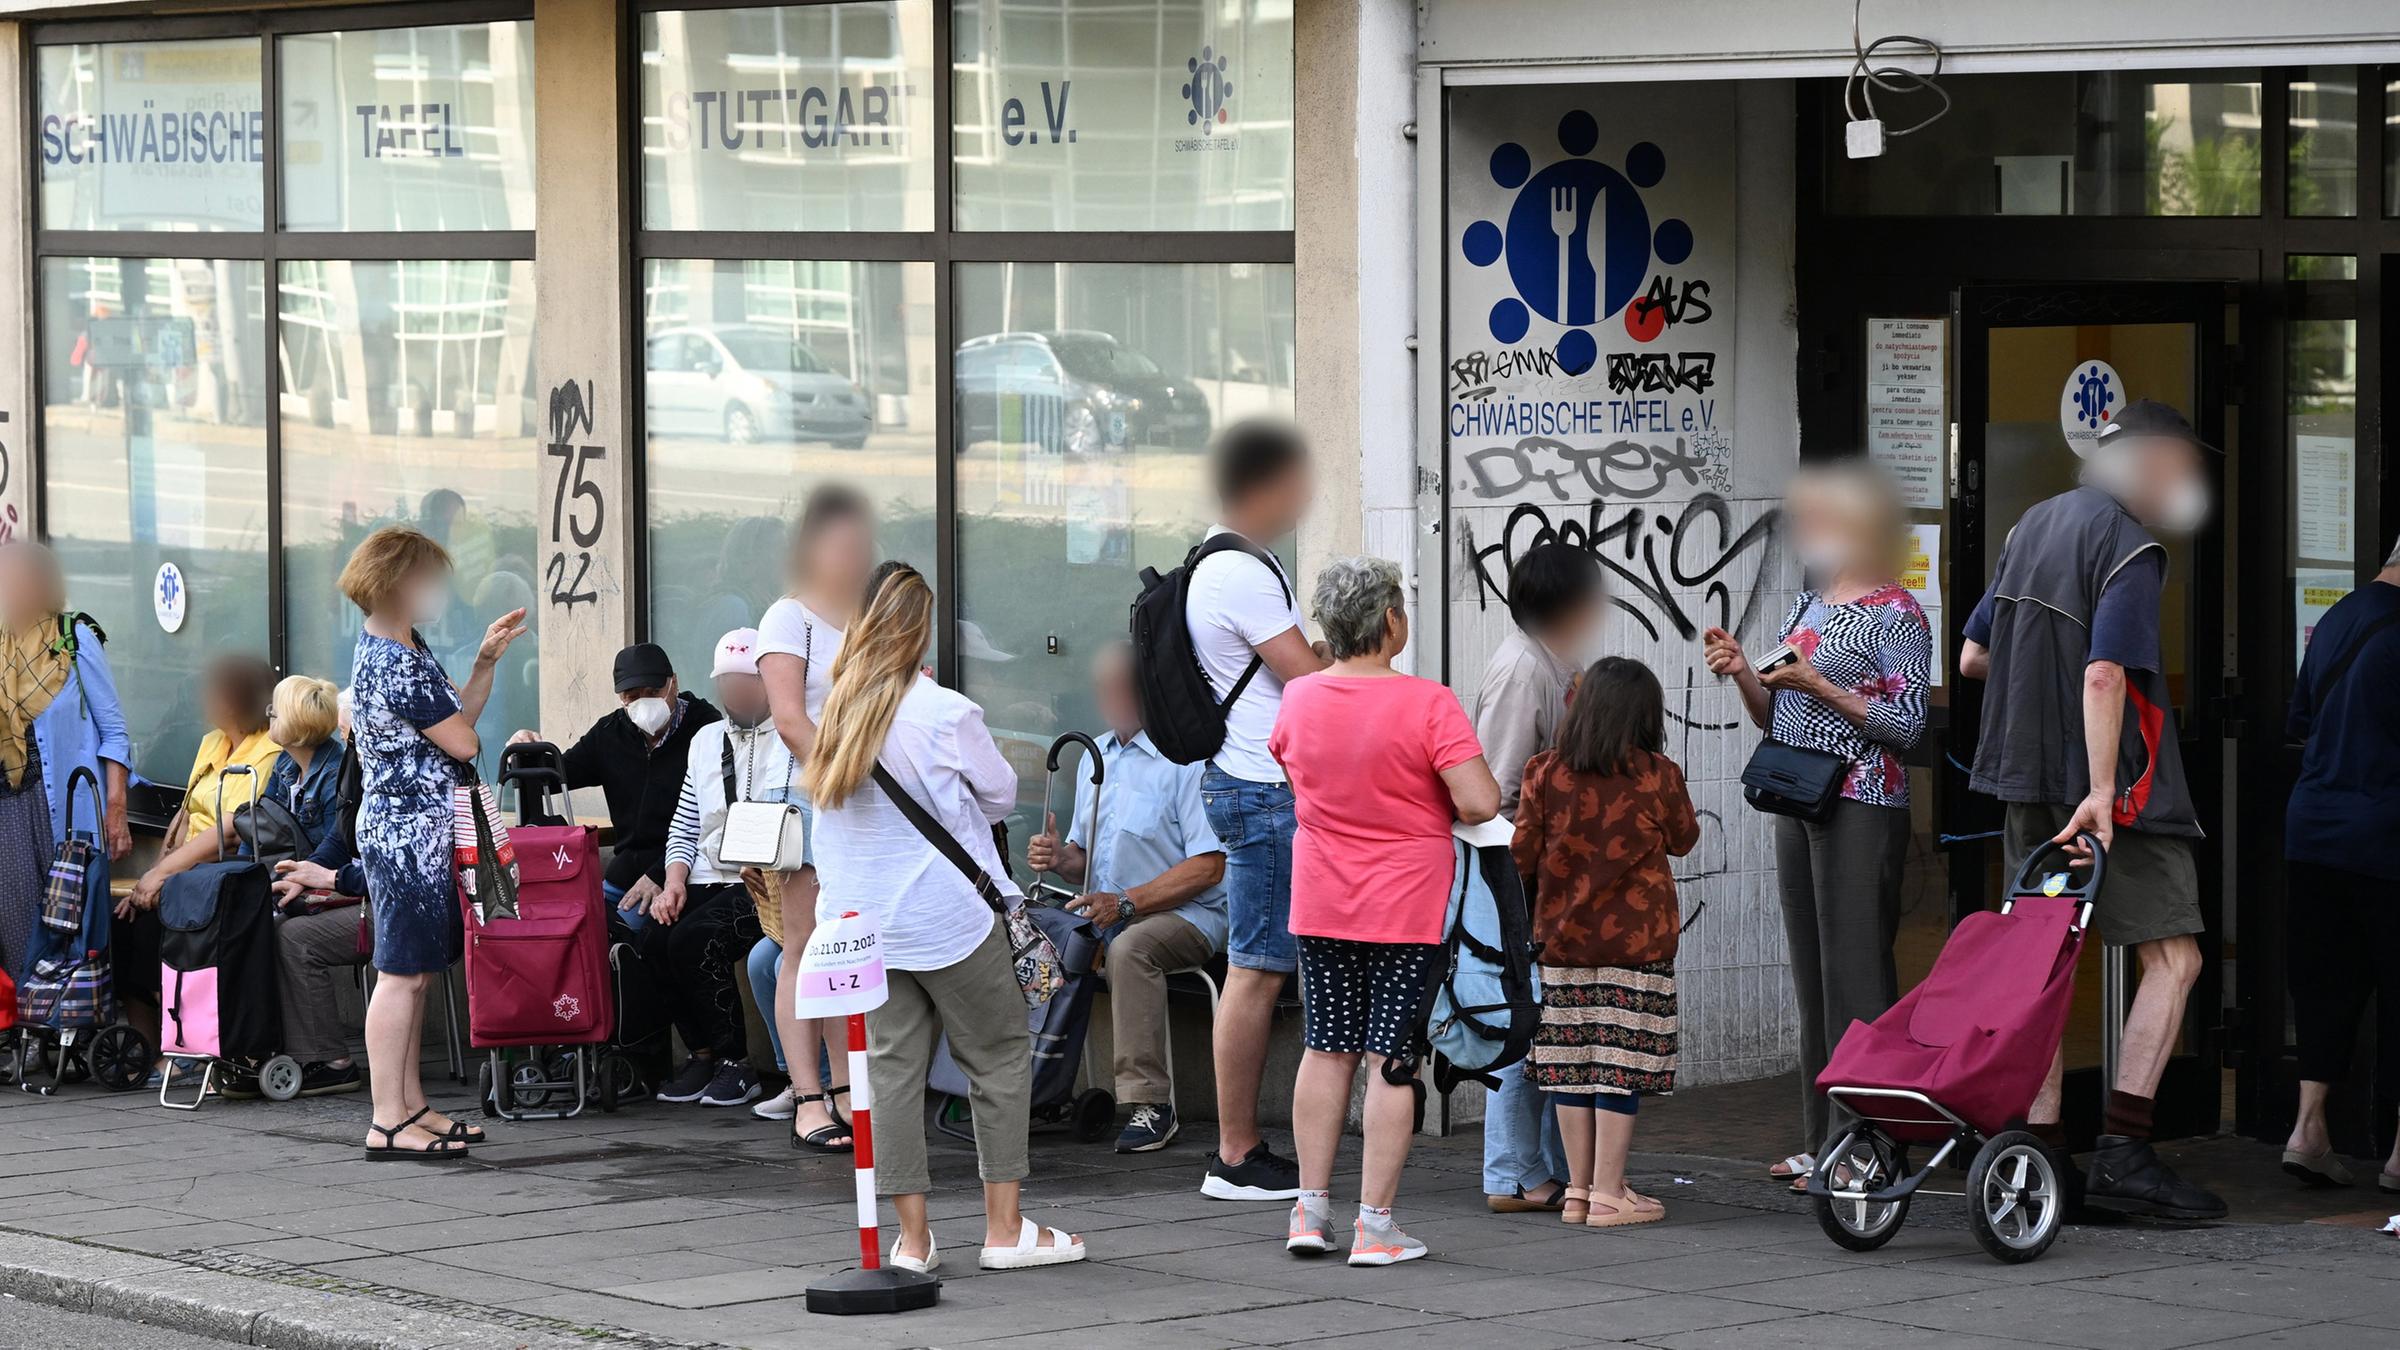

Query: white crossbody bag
left=715, top=621, right=810, bottom=872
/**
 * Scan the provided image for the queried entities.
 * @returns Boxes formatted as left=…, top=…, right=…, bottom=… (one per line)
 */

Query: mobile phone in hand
left=1755, top=643, right=1801, bottom=675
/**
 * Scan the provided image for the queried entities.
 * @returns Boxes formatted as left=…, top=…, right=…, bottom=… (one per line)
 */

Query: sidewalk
left=0, top=1076, right=2394, bottom=1350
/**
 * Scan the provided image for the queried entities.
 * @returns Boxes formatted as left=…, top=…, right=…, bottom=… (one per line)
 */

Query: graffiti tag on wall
left=1462, top=494, right=1780, bottom=646
left=544, top=380, right=605, bottom=610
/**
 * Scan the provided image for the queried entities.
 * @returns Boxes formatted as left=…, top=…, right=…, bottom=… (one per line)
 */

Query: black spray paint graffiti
left=544, top=380, right=606, bottom=610
left=1447, top=347, right=1561, bottom=402
left=1463, top=435, right=1725, bottom=502
left=1606, top=351, right=1716, bottom=395
left=1464, top=495, right=1780, bottom=647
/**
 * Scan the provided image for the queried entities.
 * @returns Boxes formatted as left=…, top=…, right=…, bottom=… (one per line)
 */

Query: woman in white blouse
left=804, top=561, right=1086, bottom=1274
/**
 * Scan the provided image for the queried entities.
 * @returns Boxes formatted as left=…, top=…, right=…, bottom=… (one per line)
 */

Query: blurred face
left=403, top=562, right=453, bottom=625
left=1091, top=648, right=1140, bottom=739
left=2133, top=439, right=2211, bottom=533
left=715, top=671, right=768, bottom=727
left=1250, top=461, right=1315, bottom=537
left=617, top=676, right=679, bottom=708
left=1547, top=587, right=1608, bottom=655
left=805, top=515, right=875, bottom=600
left=202, top=678, right=253, bottom=736
left=1785, top=478, right=1887, bottom=583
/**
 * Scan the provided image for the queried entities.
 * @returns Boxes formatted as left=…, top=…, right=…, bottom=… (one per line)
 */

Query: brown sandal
left=1586, top=1191, right=1663, bottom=1228
left=1559, top=1185, right=1590, bottom=1224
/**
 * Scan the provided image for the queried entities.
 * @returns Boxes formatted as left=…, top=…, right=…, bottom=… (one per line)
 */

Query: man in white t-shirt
left=1184, top=419, right=1328, bottom=1201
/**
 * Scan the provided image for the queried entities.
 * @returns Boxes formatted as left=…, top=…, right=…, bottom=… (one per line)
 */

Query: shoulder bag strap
left=2312, top=607, right=2400, bottom=708
left=1193, top=535, right=1287, bottom=713
left=870, top=762, right=1005, bottom=913
left=720, top=727, right=741, bottom=807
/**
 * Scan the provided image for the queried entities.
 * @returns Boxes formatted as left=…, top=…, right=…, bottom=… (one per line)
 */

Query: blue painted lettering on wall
left=656, top=85, right=898, bottom=152
left=1449, top=396, right=1715, bottom=440
left=999, top=81, right=1075, bottom=146
left=39, top=103, right=265, bottom=167
left=356, top=104, right=466, bottom=158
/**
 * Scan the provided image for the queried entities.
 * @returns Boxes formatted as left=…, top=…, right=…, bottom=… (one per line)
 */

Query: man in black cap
left=1958, top=398, right=2225, bottom=1221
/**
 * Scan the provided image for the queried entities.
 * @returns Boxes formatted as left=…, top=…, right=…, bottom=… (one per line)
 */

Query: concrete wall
left=0, top=22, right=32, bottom=545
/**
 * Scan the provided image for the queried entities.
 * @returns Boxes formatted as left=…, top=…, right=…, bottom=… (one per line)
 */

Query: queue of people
left=1, top=397, right=2388, bottom=1274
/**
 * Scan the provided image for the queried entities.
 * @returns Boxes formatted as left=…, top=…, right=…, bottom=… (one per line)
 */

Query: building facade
left=0, top=0, right=2392, bottom=1136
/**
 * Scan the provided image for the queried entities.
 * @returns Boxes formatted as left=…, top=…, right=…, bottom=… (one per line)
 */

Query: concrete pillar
left=531, top=0, right=636, bottom=740
left=0, top=22, right=35, bottom=544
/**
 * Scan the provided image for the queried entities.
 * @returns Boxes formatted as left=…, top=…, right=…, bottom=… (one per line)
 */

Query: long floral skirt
left=1528, top=959, right=1677, bottom=1097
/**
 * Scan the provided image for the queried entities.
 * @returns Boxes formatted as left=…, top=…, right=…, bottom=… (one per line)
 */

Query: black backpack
left=1131, top=533, right=1292, bottom=766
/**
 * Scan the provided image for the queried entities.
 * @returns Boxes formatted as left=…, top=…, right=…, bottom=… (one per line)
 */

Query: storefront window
left=40, top=256, right=270, bottom=781
left=2286, top=266, right=2359, bottom=667
left=641, top=258, right=937, bottom=680
left=38, top=38, right=265, bottom=232
left=954, top=261, right=1294, bottom=830
left=279, top=22, right=537, bottom=232
left=640, top=3, right=935, bottom=232
left=278, top=260, right=538, bottom=774
left=1823, top=70, right=2263, bottom=217
left=952, top=0, right=1295, bottom=231
left=2286, top=68, right=2358, bottom=217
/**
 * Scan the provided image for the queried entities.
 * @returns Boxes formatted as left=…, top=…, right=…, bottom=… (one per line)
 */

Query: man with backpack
left=1132, top=419, right=1326, bottom=1201
left=1958, top=400, right=2225, bottom=1221
left=2277, top=534, right=2400, bottom=1191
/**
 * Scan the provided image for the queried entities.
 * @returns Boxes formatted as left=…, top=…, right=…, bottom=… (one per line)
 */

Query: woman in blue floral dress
left=340, top=525, right=527, bottom=1161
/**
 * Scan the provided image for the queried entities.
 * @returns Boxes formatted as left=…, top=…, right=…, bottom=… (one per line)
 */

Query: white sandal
left=889, top=1231, right=939, bottom=1274
left=1768, top=1152, right=1814, bottom=1180
left=978, top=1217, right=1086, bottom=1271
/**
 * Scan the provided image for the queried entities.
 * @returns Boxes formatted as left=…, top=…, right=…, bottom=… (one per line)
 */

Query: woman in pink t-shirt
left=1267, top=556, right=1499, bottom=1267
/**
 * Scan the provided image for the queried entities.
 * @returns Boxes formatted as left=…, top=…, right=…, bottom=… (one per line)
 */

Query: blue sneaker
left=1115, top=1102, right=1178, bottom=1153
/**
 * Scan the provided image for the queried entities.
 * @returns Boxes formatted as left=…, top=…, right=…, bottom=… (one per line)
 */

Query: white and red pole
left=847, top=1011, right=879, bottom=1270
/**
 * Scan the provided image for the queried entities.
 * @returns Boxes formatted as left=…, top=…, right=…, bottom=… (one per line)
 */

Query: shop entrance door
left=1944, top=282, right=2231, bottom=1146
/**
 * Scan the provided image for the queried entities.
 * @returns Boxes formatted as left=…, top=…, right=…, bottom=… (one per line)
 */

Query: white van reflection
left=645, top=323, right=873, bottom=448
left=953, top=330, right=1212, bottom=455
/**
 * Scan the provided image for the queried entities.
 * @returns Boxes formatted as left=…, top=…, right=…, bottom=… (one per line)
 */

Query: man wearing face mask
left=511, top=642, right=721, bottom=933
left=1959, top=398, right=2225, bottom=1222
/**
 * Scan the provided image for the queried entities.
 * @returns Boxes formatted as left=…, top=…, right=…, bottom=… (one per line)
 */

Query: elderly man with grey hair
left=2279, top=532, right=2400, bottom=1190
left=1026, top=641, right=1229, bottom=1154
left=1269, top=554, right=1500, bottom=1265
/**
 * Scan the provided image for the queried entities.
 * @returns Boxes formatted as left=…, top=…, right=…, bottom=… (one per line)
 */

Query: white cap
left=712, top=628, right=762, bottom=677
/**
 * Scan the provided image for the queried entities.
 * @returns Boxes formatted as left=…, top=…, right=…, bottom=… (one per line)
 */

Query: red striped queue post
left=796, top=909, right=940, bottom=1316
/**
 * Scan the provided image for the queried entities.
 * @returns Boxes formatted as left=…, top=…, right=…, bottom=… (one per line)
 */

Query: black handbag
left=1740, top=739, right=1848, bottom=822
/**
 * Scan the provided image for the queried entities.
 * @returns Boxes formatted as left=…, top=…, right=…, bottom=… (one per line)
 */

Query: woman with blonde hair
left=342, top=525, right=526, bottom=1159
left=1701, top=458, right=1929, bottom=1188
left=805, top=560, right=1084, bottom=1274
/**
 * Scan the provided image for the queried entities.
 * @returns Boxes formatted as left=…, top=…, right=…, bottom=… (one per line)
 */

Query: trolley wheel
left=1966, top=1130, right=2063, bottom=1264
left=511, top=1061, right=558, bottom=1109
left=258, top=1055, right=305, bottom=1102
left=477, top=1061, right=501, bottom=1119
left=1071, top=1089, right=1116, bottom=1143
left=596, top=1053, right=619, bottom=1113
left=1812, top=1128, right=1912, bottom=1252
left=87, top=1026, right=152, bottom=1092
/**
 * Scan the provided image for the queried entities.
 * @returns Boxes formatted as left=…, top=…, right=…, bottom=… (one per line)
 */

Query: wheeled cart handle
left=2007, top=830, right=2106, bottom=902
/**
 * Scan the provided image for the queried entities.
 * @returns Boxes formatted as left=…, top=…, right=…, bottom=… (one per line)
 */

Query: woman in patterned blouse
left=1702, top=460, right=1930, bottom=1190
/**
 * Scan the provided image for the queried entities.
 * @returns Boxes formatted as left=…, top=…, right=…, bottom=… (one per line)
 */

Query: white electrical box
left=1845, top=118, right=1886, bottom=159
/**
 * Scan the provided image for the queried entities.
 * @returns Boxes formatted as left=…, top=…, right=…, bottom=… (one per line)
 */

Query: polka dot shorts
left=1297, top=936, right=1439, bottom=1058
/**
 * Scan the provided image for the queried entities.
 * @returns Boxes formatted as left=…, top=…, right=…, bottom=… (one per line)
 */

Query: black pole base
left=805, top=1265, right=942, bottom=1315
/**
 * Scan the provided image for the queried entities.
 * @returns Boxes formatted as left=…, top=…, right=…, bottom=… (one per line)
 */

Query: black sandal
left=827, top=1082, right=853, bottom=1129
left=437, top=1117, right=488, bottom=1145
left=788, top=1093, right=855, bottom=1153
left=366, top=1108, right=470, bottom=1162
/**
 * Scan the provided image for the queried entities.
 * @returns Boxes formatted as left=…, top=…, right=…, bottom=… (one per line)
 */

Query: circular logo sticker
left=153, top=562, right=187, bottom=634
left=2042, top=874, right=2067, bottom=897
left=2059, top=359, right=2123, bottom=458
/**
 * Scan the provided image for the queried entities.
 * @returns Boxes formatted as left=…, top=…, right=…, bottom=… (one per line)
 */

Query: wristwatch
left=1112, top=892, right=1135, bottom=924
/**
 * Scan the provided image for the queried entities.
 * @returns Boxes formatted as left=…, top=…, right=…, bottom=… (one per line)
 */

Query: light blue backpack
left=1420, top=819, right=1544, bottom=1093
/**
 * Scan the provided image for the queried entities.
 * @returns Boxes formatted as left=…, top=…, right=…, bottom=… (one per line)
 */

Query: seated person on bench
left=1025, top=640, right=1227, bottom=1155
left=266, top=684, right=371, bottom=1097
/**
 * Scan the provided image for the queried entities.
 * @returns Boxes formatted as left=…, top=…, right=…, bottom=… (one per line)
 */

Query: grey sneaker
left=697, top=1060, right=761, bottom=1108
left=1347, top=1215, right=1427, bottom=1267
left=655, top=1058, right=718, bottom=1103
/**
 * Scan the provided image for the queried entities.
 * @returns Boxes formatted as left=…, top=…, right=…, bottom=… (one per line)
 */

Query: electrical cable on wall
left=1843, top=0, right=1950, bottom=157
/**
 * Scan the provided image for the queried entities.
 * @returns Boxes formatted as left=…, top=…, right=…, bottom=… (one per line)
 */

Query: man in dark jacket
left=510, top=642, right=722, bottom=928
left=1959, top=400, right=2224, bottom=1221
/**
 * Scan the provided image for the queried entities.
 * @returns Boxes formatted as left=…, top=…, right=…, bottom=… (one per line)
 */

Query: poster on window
left=1445, top=85, right=1735, bottom=508
left=1866, top=318, right=1946, bottom=510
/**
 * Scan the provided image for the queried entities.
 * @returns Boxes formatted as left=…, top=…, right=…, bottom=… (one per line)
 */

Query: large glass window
left=640, top=3, right=936, bottom=232
left=2286, top=264, right=2359, bottom=669
left=278, top=260, right=539, bottom=774
left=38, top=38, right=265, bottom=232
left=279, top=22, right=537, bottom=231
left=954, top=261, right=1294, bottom=831
left=2286, top=67, right=2358, bottom=217
left=952, top=0, right=1294, bottom=231
left=41, top=256, right=270, bottom=781
left=642, top=258, right=936, bottom=679
left=1823, top=71, right=2263, bottom=216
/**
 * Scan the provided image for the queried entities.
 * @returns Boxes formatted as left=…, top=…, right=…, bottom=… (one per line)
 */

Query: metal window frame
left=622, top=0, right=1295, bottom=687
left=26, top=2, right=540, bottom=678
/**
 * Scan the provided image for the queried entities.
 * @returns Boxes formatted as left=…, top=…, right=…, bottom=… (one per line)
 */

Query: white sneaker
left=753, top=1087, right=799, bottom=1121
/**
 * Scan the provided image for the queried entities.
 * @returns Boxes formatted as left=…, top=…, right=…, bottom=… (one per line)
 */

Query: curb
left=0, top=1228, right=621, bottom=1350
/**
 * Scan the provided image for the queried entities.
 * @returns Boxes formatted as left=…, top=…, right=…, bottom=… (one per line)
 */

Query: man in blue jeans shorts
left=1185, top=420, right=1328, bottom=1200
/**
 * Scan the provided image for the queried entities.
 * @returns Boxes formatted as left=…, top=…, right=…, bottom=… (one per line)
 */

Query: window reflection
left=954, top=260, right=1294, bottom=833
left=279, top=260, right=538, bottom=775
left=38, top=39, right=265, bottom=232
left=40, top=257, right=271, bottom=780
left=642, top=258, right=936, bottom=682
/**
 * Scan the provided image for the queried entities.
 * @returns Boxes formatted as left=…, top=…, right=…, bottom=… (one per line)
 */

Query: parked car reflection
left=954, top=330, right=1212, bottom=454
left=645, top=322, right=874, bottom=447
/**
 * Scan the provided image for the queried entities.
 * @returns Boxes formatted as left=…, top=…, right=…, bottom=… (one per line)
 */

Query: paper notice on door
left=1866, top=319, right=1947, bottom=510
left=1899, top=524, right=1942, bottom=609
left=2295, top=568, right=2354, bottom=669
left=2295, top=435, right=2355, bottom=564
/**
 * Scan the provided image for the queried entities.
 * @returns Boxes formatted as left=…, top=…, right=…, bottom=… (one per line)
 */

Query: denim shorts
left=1200, top=766, right=1297, bottom=973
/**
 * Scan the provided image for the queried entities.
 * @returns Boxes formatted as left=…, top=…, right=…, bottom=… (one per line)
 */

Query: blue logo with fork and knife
left=1459, top=110, right=1693, bottom=376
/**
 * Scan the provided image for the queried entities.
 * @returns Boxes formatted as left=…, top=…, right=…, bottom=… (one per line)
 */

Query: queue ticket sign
left=794, top=908, right=887, bottom=1018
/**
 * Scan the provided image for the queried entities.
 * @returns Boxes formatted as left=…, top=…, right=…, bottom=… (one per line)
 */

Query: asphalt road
left=0, top=1298, right=237, bottom=1350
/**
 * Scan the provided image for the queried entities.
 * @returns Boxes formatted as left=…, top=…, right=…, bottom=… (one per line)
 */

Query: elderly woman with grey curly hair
left=1266, top=555, right=1499, bottom=1266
